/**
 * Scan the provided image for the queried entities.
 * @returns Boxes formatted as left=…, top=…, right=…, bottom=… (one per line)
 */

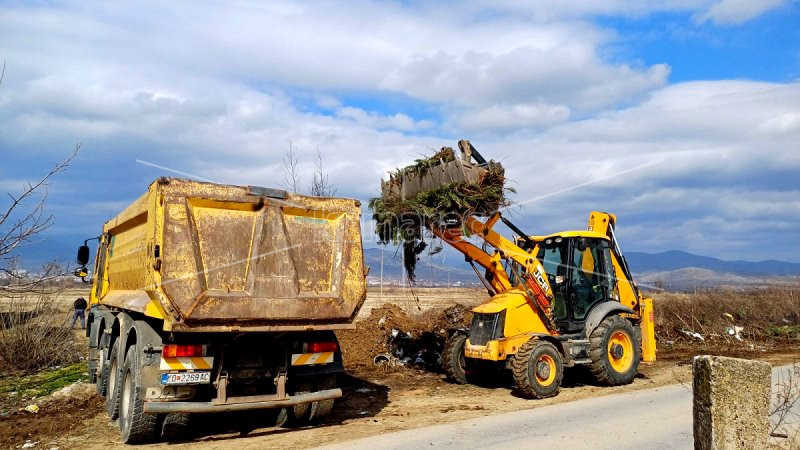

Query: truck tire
left=95, top=345, right=109, bottom=396
left=161, top=413, right=192, bottom=440
left=119, top=346, right=158, bottom=444
left=442, top=333, right=470, bottom=384
left=308, top=375, right=336, bottom=423
left=511, top=339, right=563, bottom=399
left=588, top=315, right=641, bottom=386
left=105, top=340, right=121, bottom=419
left=278, top=380, right=313, bottom=427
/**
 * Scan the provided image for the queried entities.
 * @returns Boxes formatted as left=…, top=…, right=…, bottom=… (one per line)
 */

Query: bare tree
left=282, top=140, right=301, bottom=193
left=310, top=148, right=337, bottom=197
left=0, top=145, right=80, bottom=292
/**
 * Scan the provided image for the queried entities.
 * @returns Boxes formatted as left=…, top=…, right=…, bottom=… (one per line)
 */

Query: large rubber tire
left=95, top=334, right=110, bottom=396
left=308, top=375, right=336, bottom=423
left=588, top=315, right=641, bottom=386
left=105, top=340, right=121, bottom=419
left=119, top=346, right=158, bottom=444
left=278, top=380, right=313, bottom=427
left=511, top=339, right=563, bottom=399
left=161, top=413, right=192, bottom=440
left=442, top=333, right=470, bottom=384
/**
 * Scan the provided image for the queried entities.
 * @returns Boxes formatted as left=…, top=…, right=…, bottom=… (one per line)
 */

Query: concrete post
left=693, top=355, right=772, bottom=450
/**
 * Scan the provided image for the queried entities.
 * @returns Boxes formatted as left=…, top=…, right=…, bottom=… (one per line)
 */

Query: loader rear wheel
left=119, top=346, right=158, bottom=443
left=512, top=339, right=563, bottom=399
left=589, top=315, right=641, bottom=386
left=442, top=333, right=470, bottom=384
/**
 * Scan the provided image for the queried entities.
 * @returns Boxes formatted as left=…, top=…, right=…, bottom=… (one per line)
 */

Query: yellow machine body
left=434, top=210, right=656, bottom=364
left=88, top=178, right=367, bottom=332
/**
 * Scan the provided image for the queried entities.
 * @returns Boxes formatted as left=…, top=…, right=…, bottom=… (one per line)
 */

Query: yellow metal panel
left=640, top=297, right=657, bottom=362
left=92, top=177, right=367, bottom=331
left=610, top=253, right=638, bottom=310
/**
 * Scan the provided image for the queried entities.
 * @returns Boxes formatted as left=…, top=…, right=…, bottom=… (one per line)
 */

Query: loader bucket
left=380, top=140, right=491, bottom=202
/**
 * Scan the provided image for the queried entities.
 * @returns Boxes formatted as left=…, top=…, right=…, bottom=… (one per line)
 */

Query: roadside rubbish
left=725, top=326, right=744, bottom=341
left=680, top=329, right=704, bottom=341
left=23, top=404, right=39, bottom=414
left=21, top=440, right=38, bottom=448
left=373, top=328, right=443, bottom=369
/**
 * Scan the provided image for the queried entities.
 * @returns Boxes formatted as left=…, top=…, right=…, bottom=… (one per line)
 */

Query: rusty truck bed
left=93, top=178, right=367, bottom=332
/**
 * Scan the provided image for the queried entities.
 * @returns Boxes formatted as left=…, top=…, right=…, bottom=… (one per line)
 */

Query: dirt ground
left=1, top=287, right=798, bottom=449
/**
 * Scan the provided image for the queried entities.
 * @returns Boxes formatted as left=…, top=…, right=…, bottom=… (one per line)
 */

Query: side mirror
left=77, top=245, right=90, bottom=266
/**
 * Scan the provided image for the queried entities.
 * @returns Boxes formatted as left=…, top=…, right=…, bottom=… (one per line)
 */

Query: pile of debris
left=369, top=140, right=513, bottom=280
left=338, top=304, right=473, bottom=374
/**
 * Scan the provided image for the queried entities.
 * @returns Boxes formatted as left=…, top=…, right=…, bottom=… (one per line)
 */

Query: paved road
left=321, top=365, right=798, bottom=450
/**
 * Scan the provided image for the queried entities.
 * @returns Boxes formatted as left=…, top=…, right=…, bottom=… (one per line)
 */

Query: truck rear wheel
left=119, top=346, right=158, bottom=444
left=588, top=315, right=641, bottom=386
left=95, top=342, right=109, bottom=396
left=278, top=380, right=313, bottom=427
left=511, top=339, right=563, bottom=399
left=442, top=333, right=470, bottom=384
left=308, top=375, right=336, bottom=423
left=105, top=340, right=121, bottom=419
left=161, top=413, right=192, bottom=440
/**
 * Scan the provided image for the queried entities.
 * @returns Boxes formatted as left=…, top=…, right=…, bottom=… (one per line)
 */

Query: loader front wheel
left=512, top=339, right=563, bottom=399
left=442, top=333, right=470, bottom=384
left=589, top=315, right=641, bottom=386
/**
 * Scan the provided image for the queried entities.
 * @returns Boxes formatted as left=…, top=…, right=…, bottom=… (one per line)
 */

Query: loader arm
left=429, top=213, right=558, bottom=332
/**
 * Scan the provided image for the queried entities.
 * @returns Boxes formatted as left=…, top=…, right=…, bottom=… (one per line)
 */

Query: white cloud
left=695, top=0, right=789, bottom=25
left=456, top=103, right=571, bottom=131
left=0, top=1, right=797, bottom=261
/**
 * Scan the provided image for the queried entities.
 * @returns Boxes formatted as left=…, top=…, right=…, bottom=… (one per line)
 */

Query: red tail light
left=307, top=342, right=338, bottom=353
left=163, top=344, right=204, bottom=357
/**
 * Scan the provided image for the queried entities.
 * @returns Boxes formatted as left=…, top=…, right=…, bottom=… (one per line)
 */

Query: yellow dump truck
left=75, top=178, right=367, bottom=443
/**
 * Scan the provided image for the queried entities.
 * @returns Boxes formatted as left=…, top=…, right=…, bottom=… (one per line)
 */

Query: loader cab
left=537, top=235, right=616, bottom=333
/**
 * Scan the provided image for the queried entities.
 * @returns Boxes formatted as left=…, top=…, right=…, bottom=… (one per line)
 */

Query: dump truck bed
left=94, top=178, right=366, bottom=332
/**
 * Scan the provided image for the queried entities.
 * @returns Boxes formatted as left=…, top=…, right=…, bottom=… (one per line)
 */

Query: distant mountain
left=363, top=247, right=478, bottom=285
left=5, top=237, right=77, bottom=271
left=9, top=236, right=799, bottom=290
left=625, top=250, right=800, bottom=277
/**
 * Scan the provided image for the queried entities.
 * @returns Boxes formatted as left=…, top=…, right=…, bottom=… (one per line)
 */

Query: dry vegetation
left=651, top=287, right=800, bottom=360
left=0, top=290, right=83, bottom=373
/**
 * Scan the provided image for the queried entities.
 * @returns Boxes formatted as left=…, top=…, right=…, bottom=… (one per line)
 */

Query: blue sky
left=1, top=0, right=799, bottom=264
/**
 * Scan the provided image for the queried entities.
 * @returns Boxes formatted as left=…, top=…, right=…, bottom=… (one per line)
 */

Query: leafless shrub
left=282, top=140, right=301, bottom=193
left=0, top=289, right=81, bottom=373
left=771, top=363, right=800, bottom=447
left=1, top=145, right=80, bottom=291
left=311, top=148, right=337, bottom=197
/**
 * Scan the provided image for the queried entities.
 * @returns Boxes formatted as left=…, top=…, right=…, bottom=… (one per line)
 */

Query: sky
left=1, top=0, right=799, bottom=264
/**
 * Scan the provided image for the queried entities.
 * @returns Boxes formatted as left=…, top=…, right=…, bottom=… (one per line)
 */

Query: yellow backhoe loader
left=380, top=141, right=656, bottom=398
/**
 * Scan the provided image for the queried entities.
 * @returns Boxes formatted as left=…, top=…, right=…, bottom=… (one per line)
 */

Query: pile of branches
left=369, top=148, right=513, bottom=281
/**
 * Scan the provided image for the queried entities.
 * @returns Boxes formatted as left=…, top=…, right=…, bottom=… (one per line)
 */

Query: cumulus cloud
left=0, top=1, right=797, bottom=261
left=695, top=0, right=789, bottom=25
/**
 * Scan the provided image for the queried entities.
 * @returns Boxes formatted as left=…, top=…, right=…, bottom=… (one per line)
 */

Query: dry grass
left=0, top=292, right=82, bottom=374
left=652, top=287, right=800, bottom=358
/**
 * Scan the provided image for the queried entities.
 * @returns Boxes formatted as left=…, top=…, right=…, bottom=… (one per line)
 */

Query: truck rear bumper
left=143, top=388, right=342, bottom=414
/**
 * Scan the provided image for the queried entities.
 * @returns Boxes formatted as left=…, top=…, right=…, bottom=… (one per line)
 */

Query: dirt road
left=41, top=360, right=691, bottom=449
left=322, top=365, right=800, bottom=450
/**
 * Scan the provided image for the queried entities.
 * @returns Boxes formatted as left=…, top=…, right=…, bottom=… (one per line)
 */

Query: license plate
left=161, top=371, right=211, bottom=385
